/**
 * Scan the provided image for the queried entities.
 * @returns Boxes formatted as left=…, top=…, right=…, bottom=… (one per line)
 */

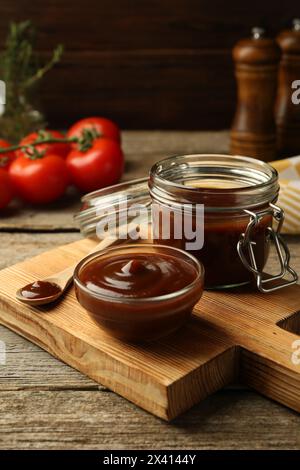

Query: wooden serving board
left=0, top=238, right=299, bottom=420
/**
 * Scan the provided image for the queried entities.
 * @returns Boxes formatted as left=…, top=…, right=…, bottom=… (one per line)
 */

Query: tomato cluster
left=0, top=117, right=124, bottom=208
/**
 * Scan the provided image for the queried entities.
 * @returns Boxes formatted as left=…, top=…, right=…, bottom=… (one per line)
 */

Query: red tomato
left=0, top=168, right=14, bottom=209
left=66, top=138, right=124, bottom=193
left=67, top=117, right=121, bottom=144
left=9, top=154, right=69, bottom=204
left=16, top=130, right=71, bottom=159
left=0, top=139, right=15, bottom=170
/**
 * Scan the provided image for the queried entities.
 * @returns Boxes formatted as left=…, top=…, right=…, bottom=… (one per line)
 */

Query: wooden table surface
left=0, top=131, right=299, bottom=450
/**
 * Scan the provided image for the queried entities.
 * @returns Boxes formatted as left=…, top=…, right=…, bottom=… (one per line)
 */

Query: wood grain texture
left=1, top=0, right=295, bottom=51
left=0, top=326, right=99, bottom=391
left=0, top=389, right=299, bottom=450
left=276, top=27, right=300, bottom=156
left=0, top=1, right=298, bottom=128
left=0, top=237, right=299, bottom=421
left=1, top=315, right=299, bottom=449
left=0, top=233, right=81, bottom=270
left=40, top=50, right=236, bottom=129
left=0, top=130, right=230, bottom=230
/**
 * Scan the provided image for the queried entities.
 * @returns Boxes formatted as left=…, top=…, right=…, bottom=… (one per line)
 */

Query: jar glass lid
left=74, top=177, right=150, bottom=237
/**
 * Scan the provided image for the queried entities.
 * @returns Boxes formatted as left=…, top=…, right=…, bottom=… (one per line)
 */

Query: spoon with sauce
left=16, top=218, right=150, bottom=306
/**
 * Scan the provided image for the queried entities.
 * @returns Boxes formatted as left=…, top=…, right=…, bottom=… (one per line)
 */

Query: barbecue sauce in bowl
left=79, top=254, right=197, bottom=299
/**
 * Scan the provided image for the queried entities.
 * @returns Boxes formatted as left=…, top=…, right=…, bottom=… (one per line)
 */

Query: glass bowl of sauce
left=74, top=244, right=204, bottom=342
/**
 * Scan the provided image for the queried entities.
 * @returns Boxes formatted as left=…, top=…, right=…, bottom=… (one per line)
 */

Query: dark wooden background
left=1, top=0, right=299, bottom=129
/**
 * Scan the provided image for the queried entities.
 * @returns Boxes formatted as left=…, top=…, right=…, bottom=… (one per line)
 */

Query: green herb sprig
left=0, top=20, right=63, bottom=142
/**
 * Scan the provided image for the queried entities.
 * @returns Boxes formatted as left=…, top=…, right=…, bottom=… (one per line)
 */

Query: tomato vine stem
left=0, top=137, right=78, bottom=154
left=0, top=127, right=101, bottom=155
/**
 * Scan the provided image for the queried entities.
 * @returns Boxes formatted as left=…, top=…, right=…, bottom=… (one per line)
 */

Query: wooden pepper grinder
left=276, top=19, right=300, bottom=157
left=231, top=27, right=281, bottom=161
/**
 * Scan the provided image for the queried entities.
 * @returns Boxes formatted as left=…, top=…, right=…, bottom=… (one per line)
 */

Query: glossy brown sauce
left=75, top=247, right=203, bottom=341
left=79, top=253, right=197, bottom=298
left=20, top=281, right=62, bottom=299
left=198, top=215, right=270, bottom=287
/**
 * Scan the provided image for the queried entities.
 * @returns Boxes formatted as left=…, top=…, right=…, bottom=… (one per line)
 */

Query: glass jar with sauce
left=149, top=154, right=298, bottom=291
left=75, top=154, right=297, bottom=293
